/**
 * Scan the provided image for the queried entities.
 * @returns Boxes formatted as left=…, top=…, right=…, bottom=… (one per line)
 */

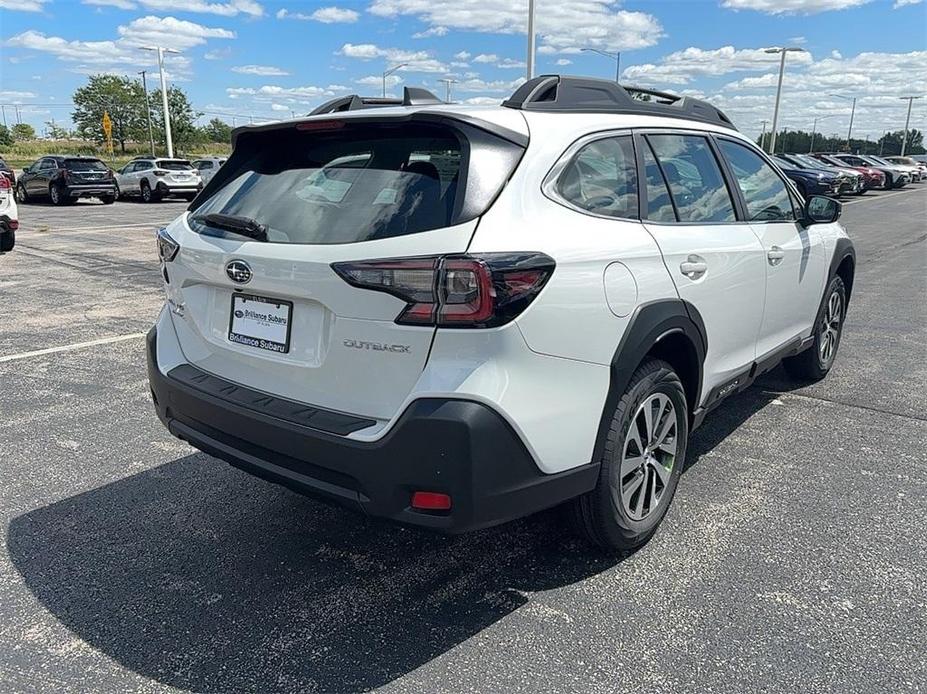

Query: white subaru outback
left=148, top=76, right=855, bottom=550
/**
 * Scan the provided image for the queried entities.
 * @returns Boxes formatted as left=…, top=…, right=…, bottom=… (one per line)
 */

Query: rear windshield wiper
left=192, top=212, right=268, bottom=241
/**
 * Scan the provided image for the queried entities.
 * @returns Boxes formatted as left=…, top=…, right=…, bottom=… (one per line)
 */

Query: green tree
left=46, top=120, right=69, bottom=140
left=72, top=75, right=146, bottom=153
left=0, top=124, right=13, bottom=147
left=877, top=129, right=924, bottom=156
left=11, top=123, right=36, bottom=141
left=202, top=117, right=232, bottom=144
left=150, top=86, right=204, bottom=152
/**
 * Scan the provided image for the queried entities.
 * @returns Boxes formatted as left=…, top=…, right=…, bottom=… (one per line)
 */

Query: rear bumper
left=146, top=326, right=598, bottom=533
left=66, top=184, right=116, bottom=198
left=155, top=182, right=200, bottom=195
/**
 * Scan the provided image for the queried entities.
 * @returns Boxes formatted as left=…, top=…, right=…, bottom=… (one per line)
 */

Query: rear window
left=156, top=160, right=193, bottom=171
left=65, top=158, right=107, bottom=172
left=188, top=120, right=520, bottom=245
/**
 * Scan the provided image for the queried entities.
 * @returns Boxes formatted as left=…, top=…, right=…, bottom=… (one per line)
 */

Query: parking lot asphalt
left=1, top=189, right=925, bottom=693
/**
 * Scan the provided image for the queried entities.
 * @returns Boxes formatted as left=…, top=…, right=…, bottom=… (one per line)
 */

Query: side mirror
left=804, top=195, right=841, bottom=225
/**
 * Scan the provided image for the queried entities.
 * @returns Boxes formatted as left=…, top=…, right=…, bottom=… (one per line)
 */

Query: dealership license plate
left=228, top=294, right=292, bottom=354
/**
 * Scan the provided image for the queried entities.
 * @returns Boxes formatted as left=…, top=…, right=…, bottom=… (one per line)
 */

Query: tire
left=14, top=183, right=28, bottom=204
left=113, top=182, right=121, bottom=200
left=140, top=180, right=159, bottom=203
left=783, top=275, right=847, bottom=382
left=571, top=358, right=688, bottom=551
left=0, top=229, right=14, bottom=253
left=101, top=194, right=116, bottom=205
left=49, top=182, right=69, bottom=206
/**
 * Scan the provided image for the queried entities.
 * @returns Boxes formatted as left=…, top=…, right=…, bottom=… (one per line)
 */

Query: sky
left=0, top=0, right=925, bottom=142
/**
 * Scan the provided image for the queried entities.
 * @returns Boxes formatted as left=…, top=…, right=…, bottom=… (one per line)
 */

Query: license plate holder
left=228, top=293, right=293, bottom=354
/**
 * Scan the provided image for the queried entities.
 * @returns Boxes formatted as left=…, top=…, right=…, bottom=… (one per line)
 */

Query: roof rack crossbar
left=309, top=87, right=443, bottom=116
left=502, top=75, right=736, bottom=130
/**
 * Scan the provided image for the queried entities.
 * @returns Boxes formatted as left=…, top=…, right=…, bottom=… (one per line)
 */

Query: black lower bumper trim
left=147, top=326, right=598, bottom=532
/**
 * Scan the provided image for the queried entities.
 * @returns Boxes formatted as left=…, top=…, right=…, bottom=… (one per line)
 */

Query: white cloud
left=368, top=0, right=663, bottom=54
left=83, top=0, right=137, bottom=9
left=277, top=6, right=358, bottom=22
left=498, top=58, right=526, bottom=69
left=453, top=77, right=524, bottom=93
left=893, top=0, right=922, bottom=7
left=0, top=0, right=49, bottom=10
left=204, top=46, right=232, bottom=60
left=412, top=26, right=448, bottom=38
left=473, top=53, right=497, bottom=64
left=117, top=16, right=236, bottom=51
left=0, top=90, right=37, bottom=101
left=232, top=64, right=289, bottom=76
left=454, top=51, right=471, bottom=60
left=623, top=45, right=813, bottom=85
left=136, top=0, right=262, bottom=16
left=463, top=96, right=502, bottom=105
left=356, top=74, right=403, bottom=88
left=338, top=43, right=447, bottom=73
left=226, top=84, right=349, bottom=104
left=721, top=0, right=872, bottom=14
left=555, top=58, right=572, bottom=66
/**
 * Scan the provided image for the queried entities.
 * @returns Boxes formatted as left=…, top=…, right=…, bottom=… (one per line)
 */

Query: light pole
left=526, top=0, right=536, bottom=80
left=140, top=46, right=180, bottom=158
left=138, top=70, right=156, bottom=156
left=382, top=63, right=407, bottom=98
left=438, top=78, right=457, bottom=103
left=581, top=48, right=621, bottom=82
left=765, top=46, right=805, bottom=155
left=899, top=95, right=923, bottom=156
left=809, top=114, right=836, bottom=153
left=760, top=119, right=768, bottom=151
left=831, top=94, right=857, bottom=152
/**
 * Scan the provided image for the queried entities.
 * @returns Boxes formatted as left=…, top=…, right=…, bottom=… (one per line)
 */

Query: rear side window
left=556, top=135, right=638, bottom=219
left=718, top=140, right=795, bottom=222
left=189, top=121, right=521, bottom=245
left=646, top=134, right=736, bottom=223
left=65, top=159, right=107, bottom=172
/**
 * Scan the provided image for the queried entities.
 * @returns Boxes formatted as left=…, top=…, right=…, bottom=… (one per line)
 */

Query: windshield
left=156, top=160, right=194, bottom=171
left=792, top=154, right=826, bottom=169
left=863, top=156, right=891, bottom=166
left=190, top=122, right=466, bottom=244
left=65, top=158, right=107, bottom=172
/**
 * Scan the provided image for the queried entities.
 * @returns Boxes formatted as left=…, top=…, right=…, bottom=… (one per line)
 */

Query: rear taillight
left=0, top=176, right=9, bottom=190
left=154, top=170, right=166, bottom=177
left=333, top=253, right=555, bottom=328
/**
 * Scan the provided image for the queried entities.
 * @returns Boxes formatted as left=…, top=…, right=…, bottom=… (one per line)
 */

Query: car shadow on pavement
left=7, top=455, right=617, bottom=693
left=8, top=384, right=779, bottom=693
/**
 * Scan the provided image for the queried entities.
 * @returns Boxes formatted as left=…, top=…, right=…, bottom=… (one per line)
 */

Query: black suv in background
left=15, top=156, right=117, bottom=205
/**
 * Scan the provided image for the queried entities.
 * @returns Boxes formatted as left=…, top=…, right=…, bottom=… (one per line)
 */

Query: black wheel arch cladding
left=592, top=299, right=707, bottom=465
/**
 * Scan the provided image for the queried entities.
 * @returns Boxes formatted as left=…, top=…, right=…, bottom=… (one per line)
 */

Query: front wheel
left=15, top=183, right=28, bottom=204
left=140, top=180, right=159, bottom=203
left=783, top=275, right=847, bottom=382
left=1, top=229, right=14, bottom=252
left=571, top=358, right=688, bottom=551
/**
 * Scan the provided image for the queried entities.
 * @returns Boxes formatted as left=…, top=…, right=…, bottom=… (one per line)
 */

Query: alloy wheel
left=819, top=290, right=842, bottom=366
left=614, top=393, right=678, bottom=521
left=50, top=185, right=60, bottom=204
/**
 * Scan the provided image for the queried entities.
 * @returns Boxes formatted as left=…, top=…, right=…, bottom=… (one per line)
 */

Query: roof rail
left=502, top=75, right=736, bottom=130
left=310, top=86, right=443, bottom=115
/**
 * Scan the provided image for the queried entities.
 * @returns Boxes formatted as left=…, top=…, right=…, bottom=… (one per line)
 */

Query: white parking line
left=843, top=188, right=923, bottom=205
left=0, top=332, right=147, bottom=364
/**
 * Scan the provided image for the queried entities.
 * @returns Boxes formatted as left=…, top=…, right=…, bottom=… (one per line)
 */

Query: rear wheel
left=783, top=275, right=846, bottom=382
left=101, top=194, right=116, bottom=205
left=49, top=182, right=69, bottom=206
left=1, top=229, right=14, bottom=252
left=571, top=358, right=688, bottom=551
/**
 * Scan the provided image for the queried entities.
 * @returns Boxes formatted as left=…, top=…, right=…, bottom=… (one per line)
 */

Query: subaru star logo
left=226, top=260, right=252, bottom=284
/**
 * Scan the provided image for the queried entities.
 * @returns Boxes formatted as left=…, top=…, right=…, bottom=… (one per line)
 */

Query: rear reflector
left=411, top=491, right=452, bottom=511
left=333, top=252, right=555, bottom=328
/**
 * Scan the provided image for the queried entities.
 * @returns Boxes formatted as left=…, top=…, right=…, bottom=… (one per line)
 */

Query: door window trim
left=541, top=128, right=643, bottom=223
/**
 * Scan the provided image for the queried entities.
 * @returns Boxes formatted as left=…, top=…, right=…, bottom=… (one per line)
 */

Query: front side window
left=646, top=134, right=736, bottom=223
left=718, top=140, right=795, bottom=221
left=556, top=135, right=639, bottom=219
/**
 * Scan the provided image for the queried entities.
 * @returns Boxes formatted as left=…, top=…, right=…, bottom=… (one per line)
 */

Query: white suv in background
left=148, top=77, right=855, bottom=551
left=191, top=157, right=227, bottom=186
left=115, top=157, right=202, bottom=203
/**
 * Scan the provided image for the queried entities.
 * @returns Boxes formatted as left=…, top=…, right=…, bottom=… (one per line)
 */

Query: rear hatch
left=64, top=158, right=111, bottom=185
left=164, top=114, right=526, bottom=423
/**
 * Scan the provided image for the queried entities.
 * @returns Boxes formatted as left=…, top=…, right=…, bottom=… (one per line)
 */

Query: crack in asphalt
left=760, top=388, right=927, bottom=423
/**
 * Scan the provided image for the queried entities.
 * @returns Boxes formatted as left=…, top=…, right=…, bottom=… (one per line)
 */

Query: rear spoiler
left=310, top=87, right=444, bottom=115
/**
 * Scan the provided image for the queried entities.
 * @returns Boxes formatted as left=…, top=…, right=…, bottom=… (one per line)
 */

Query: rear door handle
left=767, top=246, right=785, bottom=266
left=679, top=255, right=708, bottom=279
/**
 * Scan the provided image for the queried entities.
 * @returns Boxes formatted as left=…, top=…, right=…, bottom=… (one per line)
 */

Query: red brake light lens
left=332, top=253, right=554, bottom=328
left=296, top=120, right=346, bottom=132
left=0, top=175, right=9, bottom=190
left=411, top=491, right=452, bottom=511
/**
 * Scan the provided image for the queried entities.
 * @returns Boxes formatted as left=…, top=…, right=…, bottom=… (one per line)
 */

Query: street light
left=764, top=46, right=805, bottom=155
left=138, top=70, right=156, bottom=156
left=438, top=78, right=457, bottom=103
left=140, top=46, right=180, bottom=158
left=382, top=63, right=407, bottom=98
left=831, top=94, right=857, bottom=152
left=809, top=114, right=837, bottom=153
left=899, top=95, right=923, bottom=156
left=581, top=48, right=621, bottom=82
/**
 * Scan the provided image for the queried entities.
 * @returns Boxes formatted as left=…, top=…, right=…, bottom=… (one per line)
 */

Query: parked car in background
left=779, top=153, right=864, bottom=195
left=0, top=172, right=18, bottom=252
left=115, top=157, right=202, bottom=203
left=191, top=157, right=227, bottom=186
left=0, top=157, right=15, bottom=186
left=811, top=153, right=886, bottom=190
left=771, top=155, right=841, bottom=198
left=876, top=155, right=925, bottom=182
left=830, top=154, right=908, bottom=189
left=861, top=155, right=918, bottom=184
left=15, top=156, right=116, bottom=205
